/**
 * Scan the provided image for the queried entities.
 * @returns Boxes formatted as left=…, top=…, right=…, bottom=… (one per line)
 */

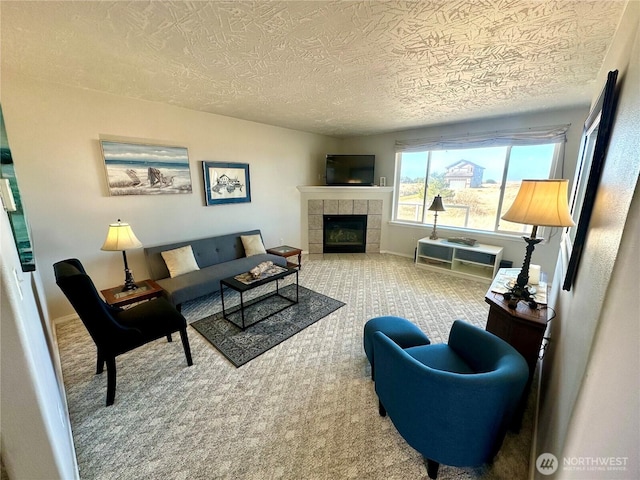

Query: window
left=394, top=127, right=567, bottom=235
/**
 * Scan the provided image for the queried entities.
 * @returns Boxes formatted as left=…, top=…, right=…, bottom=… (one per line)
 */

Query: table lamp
left=501, top=179, right=575, bottom=308
left=427, top=195, right=446, bottom=240
left=101, top=219, right=143, bottom=291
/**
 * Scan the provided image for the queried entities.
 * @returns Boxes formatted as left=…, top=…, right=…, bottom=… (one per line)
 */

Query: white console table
left=415, top=238, right=503, bottom=282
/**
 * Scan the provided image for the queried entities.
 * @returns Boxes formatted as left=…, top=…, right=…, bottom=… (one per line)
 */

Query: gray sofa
left=144, top=229, right=286, bottom=310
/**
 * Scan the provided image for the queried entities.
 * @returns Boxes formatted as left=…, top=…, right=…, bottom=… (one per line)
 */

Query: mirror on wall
left=562, top=70, right=618, bottom=291
left=1, top=105, right=36, bottom=271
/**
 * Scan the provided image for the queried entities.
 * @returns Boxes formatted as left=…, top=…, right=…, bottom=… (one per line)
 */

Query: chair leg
left=96, top=351, right=104, bottom=374
left=424, top=458, right=440, bottom=479
left=105, top=357, right=117, bottom=406
left=378, top=400, right=386, bottom=417
left=180, top=328, right=193, bottom=366
left=166, top=334, right=173, bottom=342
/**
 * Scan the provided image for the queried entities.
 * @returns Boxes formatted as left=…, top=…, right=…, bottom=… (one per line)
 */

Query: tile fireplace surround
left=297, top=186, right=394, bottom=254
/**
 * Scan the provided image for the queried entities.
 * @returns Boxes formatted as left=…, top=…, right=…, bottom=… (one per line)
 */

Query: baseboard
left=528, top=359, right=543, bottom=479
left=304, top=250, right=410, bottom=257
left=381, top=250, right=413, bottom=258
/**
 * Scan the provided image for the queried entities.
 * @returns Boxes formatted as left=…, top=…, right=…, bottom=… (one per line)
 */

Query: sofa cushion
left=241, top=234, right=266, bottom=256
left=161, top=245, right=200, bottom=278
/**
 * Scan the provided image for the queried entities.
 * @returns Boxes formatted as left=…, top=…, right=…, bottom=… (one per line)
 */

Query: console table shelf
left=415, top=238, right=503, bottom=282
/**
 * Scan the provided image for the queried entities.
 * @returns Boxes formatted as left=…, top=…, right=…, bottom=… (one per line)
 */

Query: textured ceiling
left=0, top=1, right=625, bottom=137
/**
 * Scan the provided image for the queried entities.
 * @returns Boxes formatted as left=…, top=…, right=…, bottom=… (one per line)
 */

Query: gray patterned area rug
left=191, top=284, right=345, bottom=367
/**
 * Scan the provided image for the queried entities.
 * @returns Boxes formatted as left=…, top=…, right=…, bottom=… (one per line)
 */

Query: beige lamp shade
left=502, top=179, right=575, bottom=228
left=101, top=220, right=143, bottom=251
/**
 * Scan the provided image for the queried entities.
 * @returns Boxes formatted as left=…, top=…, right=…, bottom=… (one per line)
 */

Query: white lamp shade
left=101, top=221, right=143, bottom=251
left=502, top=179, right=575, bottom=228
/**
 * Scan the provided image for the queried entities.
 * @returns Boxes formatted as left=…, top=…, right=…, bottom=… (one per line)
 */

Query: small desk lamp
left=428, top=195, right=446, bottom=240
left=501, top=179, right=574, bottom=308
left=101, top=219, right=143, bottom=291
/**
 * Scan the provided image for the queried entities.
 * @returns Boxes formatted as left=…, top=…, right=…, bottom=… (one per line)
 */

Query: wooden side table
left=267, top=245, right=303, bottom=269
left=101, top=279, right=164, bottom=308
left=484, top=289, right=548, bottom=381
left=484, top=273, right=549, bottom=429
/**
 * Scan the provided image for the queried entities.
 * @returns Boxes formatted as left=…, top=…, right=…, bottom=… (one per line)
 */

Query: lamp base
left=504, top=235, right=543, bottom=309
left=429, top=211, right=440, bottom=240
left=503, top=285, right=537, bottom=310
left=121, top=282, right=138, bottom=292
left=121, top=269, right=138, bottom=292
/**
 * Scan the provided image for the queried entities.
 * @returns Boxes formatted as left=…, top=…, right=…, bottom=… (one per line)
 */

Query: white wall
left=535, top=3, right=640, bottom=478
left=1, top=208, right=79, bottom=479
left=340, top=106, right=589, bottom=278
left=1, top=73, right=339, bottom=319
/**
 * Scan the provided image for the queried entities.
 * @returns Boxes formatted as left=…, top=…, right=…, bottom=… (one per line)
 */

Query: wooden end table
left=267, top=245, right=303, bottom=269
left=485, top=289, right=548, bottom=380
left=101, top=279, right=164, bottom=308
left=484, top=270, right=549, bottom=429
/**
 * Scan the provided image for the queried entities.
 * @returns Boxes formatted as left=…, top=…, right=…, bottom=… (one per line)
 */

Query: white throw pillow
left=241, top=234, right=266, bottom=257
left=161, top=245, right=200, bottom=278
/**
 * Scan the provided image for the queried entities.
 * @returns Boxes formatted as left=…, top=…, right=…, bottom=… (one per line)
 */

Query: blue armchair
left=372, top=320, right=528, bottom=479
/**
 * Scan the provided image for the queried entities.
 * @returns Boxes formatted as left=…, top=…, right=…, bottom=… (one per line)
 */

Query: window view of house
left=395, top=143, right=558, bottom=235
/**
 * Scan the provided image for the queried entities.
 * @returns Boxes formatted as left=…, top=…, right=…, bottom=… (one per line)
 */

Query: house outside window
left=393, top=126, right=569, bottom=236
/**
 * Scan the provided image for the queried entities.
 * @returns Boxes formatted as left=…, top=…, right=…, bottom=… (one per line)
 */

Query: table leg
left=297, top=252, right=302, bottom=269
left=240, top=291, right=245, bottom=329
left=221, top=284, right=227, bottom=317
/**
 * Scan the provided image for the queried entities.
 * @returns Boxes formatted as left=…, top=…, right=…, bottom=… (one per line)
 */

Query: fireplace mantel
left=297, top=186, right=393, bottom=195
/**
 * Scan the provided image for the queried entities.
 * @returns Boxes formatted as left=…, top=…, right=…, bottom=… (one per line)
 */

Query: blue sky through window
left=400, top=144, right=555, bottom=182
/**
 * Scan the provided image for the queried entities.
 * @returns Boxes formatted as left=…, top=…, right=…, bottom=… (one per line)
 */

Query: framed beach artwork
left=202, top=161, right=251, bottom=206
left=100, top=140, right=193, bottom=196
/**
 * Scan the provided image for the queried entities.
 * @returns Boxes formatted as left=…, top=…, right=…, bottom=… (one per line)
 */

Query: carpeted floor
left=56, top=253, right=534, bottom=479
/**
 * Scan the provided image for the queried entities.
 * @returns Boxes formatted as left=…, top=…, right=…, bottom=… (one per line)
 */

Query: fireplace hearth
left=323, top=215, right=367, bottom=253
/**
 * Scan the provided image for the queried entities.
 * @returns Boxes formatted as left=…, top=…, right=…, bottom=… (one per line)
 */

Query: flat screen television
left=325, top=154, right=375, bottom=186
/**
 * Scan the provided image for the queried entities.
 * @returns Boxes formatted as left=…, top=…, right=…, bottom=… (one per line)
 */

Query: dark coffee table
left=220, top=266, right=299, bottom=330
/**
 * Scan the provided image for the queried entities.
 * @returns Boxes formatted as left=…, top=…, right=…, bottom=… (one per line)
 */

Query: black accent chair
left=53, top=258, right=193, bottom=406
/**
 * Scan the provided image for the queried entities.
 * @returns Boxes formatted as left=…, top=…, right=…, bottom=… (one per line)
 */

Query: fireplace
left=302, top=193, right=386, bottom=254
left=323, top=215, right=367, bottom=253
